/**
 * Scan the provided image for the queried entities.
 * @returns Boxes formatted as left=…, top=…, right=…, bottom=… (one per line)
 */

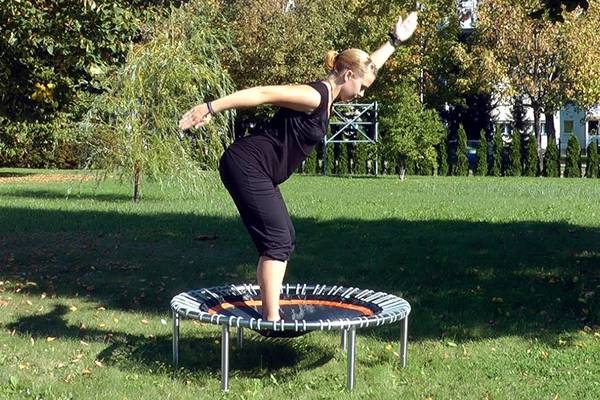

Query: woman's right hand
left=178, top=103, right=213, bottom=130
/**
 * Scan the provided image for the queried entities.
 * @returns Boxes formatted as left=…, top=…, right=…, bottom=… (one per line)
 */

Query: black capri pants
left=218, top=151, right=295, bottom=262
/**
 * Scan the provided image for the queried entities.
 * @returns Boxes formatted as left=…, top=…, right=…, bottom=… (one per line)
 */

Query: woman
left=179, top=12, right=418, bottom=323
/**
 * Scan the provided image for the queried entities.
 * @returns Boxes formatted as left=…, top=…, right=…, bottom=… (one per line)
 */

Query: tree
left=454, top=124, right=469, bottom=176
left=325, top=142, right=335, bottom=175
left=564, top=135, right=582, bottom=177
left=543, top=138, right=561, bottom=177
left=474, top=0, right=600, bottom=170
left=437, top=136, right=449, bottom=176
left=339, top=143, right=350, bottom=175
left=475, top=129, right=488, bottom=176
left=84, top=2, right=236, bottom=201
left=490, top=125, right=503, bottom=177
left=353, top=143, right=368, bottom=175
left=304, top=148, right=317, bottom=174
left=586, top=140, right=599, bottom=178
left=379, top=84, right=445, bottom=180
left=507, top=130, right=522, bottom=176
left=523, top=134, right=540, bottom=176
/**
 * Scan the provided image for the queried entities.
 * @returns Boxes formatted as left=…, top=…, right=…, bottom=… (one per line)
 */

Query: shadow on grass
left=0, top=172, right=38, bottom=178
left=2, top=205, right=600, bottom=348
left=5, top=303, right=333, bottom=380
left=1, top=188, right=135, bottom=202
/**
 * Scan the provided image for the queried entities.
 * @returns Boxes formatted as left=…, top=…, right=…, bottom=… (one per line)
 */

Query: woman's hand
left=178, top=103, right=212, bottom=130
left=393, top=11, right=418, bottom=42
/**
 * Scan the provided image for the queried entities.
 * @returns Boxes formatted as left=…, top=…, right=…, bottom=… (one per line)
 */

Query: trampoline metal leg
left=347, top=326, right=356, bottom=391
left=172, top=309, right=179, bottom=368
left=237, top=327, right=244, bottom=349
left=221, top=324, right=230, bottom=392
left=341, top=328, right=348, bottom=352
left=400, top=316, right=408, bottom=368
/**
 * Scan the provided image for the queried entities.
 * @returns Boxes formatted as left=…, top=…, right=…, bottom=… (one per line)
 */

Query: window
left=564, top=120, right=574, bottom=134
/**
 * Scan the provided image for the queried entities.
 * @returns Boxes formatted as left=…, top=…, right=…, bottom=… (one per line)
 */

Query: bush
left=454, top=124, right=469, bottom=176
left=353, top=143, right=368, bottom=175
left=586, top=140, right=599, bottom=178
left=325, top=142, right=335, bottom=175
left=304, top=147, right=318, bottom=174
left=543, top=139, right=560, bottom=177
left=523, top=134, right=540, bottom=177
left=490, top=125, right=503, bottom=176
left=339, top=143, right=350, bottom=175
left=0, top=114, right=84, bottom=168
left=437, top=136, right=449, bottom=176
left=475, top=129, right=488, bottom=176
left=506, top=130, right=522, bottom=176
left=564, top=135, right=582, bottom=178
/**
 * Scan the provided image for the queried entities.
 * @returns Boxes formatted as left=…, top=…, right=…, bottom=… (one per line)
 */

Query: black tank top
left=224, top=81, right=330, bottom=185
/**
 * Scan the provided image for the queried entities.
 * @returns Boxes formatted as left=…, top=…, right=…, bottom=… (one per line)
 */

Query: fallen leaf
left=69, top=306, right=77, bottom=312
left=47, top=337, right=56, bottom=342
left=82, top=368, right=92, bottom=375
left=141, top=319, right=149, bottom=324
left=94, top=360, right=103, bottom=367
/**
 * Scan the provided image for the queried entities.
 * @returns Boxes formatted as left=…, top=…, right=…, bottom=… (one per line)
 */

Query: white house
left=459, top=0, right=600, bottom=153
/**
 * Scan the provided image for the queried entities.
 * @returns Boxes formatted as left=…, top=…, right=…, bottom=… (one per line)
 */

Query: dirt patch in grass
left=0, top=173, right=92, bottom=185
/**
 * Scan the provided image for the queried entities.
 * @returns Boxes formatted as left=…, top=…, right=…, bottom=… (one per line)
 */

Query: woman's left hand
left=178, top=103, right=212, bottom=130
left=394, top=11, right=418, bottom=42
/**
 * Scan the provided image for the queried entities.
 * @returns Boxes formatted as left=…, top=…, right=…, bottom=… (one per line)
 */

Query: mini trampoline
left=170, top=283, right=411, bottom=391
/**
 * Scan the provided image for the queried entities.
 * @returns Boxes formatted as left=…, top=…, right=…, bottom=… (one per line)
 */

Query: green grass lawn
left=1, top=169, right=599, bottom=399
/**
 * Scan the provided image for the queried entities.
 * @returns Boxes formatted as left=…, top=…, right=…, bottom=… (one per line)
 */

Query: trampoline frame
left=171, top=283, right=410, bottom=391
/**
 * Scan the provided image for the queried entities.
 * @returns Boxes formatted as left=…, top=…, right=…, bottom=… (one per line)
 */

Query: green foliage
left=325, top=143, right=335, bottom=175
left=339, top=143, right=350, bottom=175
left=564, top=135, right=582, bottom=178
left=586, top=140, right=599, bottom=178
left=491, top=125, right=503, bottom=177
left=523, top=134, right=540, bottom=177
left=454, top=124, right=469, bottom=176
left=475, top=129, right=488, bottom=176
left=437, top=136, right=449, bottom=176
left=304, top=148, right=318, bottom=174
left=380, top=84, right=445, bottom=178
left=0, top=0, right=161, bottom=121
left=543, top=139, right=561, bottom=177
left=353, top=143, right=368, bottom=175
left=221, top=0, right=351, bottom=88
left=83, top=1, right=236, bottom=200
left=0, top=113, right=83, bottom=168
left=507, top=131, right=522, bottom=177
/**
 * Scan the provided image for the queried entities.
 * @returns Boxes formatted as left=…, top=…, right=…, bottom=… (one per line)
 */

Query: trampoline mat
left=202, top=294, right=380, bottom=338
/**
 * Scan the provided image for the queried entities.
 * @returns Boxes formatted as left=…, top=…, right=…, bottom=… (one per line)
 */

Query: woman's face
left=338, top=70, right=375, bottom=102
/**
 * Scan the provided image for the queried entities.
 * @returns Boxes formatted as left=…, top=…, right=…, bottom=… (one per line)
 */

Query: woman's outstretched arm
left=370, top=11, right=418, bottom=70
left=178, top=84, right=321, bottom=130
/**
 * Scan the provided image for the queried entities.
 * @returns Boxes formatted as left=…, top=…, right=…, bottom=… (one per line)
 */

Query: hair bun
left=324, top=50, right=339, bottom=72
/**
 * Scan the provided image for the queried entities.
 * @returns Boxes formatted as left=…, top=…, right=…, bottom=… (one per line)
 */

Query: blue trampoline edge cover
left=171, top=283, right=411, bottom=337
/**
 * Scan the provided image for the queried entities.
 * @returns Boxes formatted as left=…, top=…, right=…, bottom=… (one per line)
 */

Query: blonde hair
left=324, top=48, right=377, bottom=77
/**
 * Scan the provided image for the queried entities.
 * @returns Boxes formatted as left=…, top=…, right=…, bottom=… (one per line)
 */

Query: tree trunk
left=533, top=104, right=542, bottom=172
left=133, top=163, right=141, bottom=203
left=545, top=111, right=556, bottom=142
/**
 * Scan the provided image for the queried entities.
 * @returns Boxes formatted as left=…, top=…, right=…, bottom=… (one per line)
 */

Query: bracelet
left=388, top=32, right=402, bottom=47
left=206, top=101, right=216, bottom=115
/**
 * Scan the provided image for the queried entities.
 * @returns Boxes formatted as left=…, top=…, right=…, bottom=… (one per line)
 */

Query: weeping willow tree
left=82, top=1, right=236, bottom=201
